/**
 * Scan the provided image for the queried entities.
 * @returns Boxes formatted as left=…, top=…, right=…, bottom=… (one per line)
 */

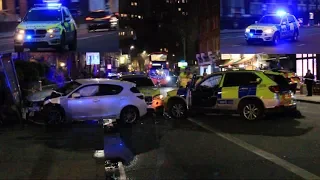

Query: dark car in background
left=85, top=10, right=118, bottom=32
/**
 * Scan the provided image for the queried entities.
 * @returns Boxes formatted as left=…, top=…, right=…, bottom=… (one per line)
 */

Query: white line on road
left=221, top=36, right=244, bottom=40
left=232, top=44, right=241, bottom=47
left=297, top=44, right=306, bottom=46
left=187, top=117, right=320, bottom=180
left=118, top=162, right=127, bottom=180
left=78, top=34, right=104, bottom=40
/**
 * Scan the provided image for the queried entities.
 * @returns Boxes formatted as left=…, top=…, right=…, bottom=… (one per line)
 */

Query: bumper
left=245, top=33, right=274, bottom=42
left=14, top=33, right=62, bottom=47
left=88, top=21, right=114, bottom=29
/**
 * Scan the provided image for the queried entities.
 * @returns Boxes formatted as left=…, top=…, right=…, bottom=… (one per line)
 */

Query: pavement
left=295, top=94, right=320, bottom=104
left=0, top=24, right=119, bottom=53
left=0, top=122, right=105, bottom=180
left=220, top=27, right=320, bottom=53
left=104, top=101, right=320, bottom=179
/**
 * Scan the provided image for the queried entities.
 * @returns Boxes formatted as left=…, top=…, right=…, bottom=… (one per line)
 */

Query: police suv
left=14, top=3, right=77, bottom=52
left=164, top=70, right=297, bottom=121
left=245, top=11, right=300, bottom=45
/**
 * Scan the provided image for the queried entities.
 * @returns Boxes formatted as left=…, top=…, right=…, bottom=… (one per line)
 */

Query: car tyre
left=44, top=106, right=66, bottom=126
left=291, top=30, right=299, bottom=41
left=56, top=32, right=66, bottom=52
left=167, top=99, right=187, bottom=119
left=119, top=106, right=139, bottom=125
left=272, top=32, right=280, bottom=45
left=69, top=31, right=77, bottom=51
left=239, top=100, right=264, bottom=121
left=14, top=46, right=24, bottom=52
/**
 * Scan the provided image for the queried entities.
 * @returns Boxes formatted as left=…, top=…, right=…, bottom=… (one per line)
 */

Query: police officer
left=304, top=70, right=315, bottom=96
left=179, top=67, right=192, bottom=88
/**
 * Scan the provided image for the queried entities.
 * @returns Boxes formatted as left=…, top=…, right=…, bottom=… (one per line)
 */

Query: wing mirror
left=64, top=17, right=71, bottom=22
left=72, top=92, right=81, bottom=98
left=250, top=78, right=262, bottom=84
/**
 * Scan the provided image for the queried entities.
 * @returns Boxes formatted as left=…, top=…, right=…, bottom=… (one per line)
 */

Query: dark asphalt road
left=0, top=28, right=119, bottom=53
left=104, top=102, right=320, bottom=180
left=0, top=122, right=105, bottom=180
left=220, top=27, right=320, bottom=54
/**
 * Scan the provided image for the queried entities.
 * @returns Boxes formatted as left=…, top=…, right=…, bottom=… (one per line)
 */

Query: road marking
left=77, top=34, right=104, bottom=40
left=118, top=162, right=127, bottom=180
left=297, top=44, right=305, bottom=46
left=187, top=117, right=320, bottom=180
left=232, top=44, right=241, bottom=47
left=221, top=36, right=244, bottom=40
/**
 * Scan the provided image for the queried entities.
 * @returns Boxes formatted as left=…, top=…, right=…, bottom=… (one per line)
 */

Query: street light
left=142, top=50, right=146, bottom=54
left=130, top=45, right=135, bottom=50
left=172, top=54, right=175, bottom=57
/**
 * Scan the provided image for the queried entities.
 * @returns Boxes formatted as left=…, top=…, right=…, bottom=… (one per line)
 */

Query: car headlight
left=16, top=29, right=25, bottom=34
left=264, top=29, right=273, bottom=34
left=47, top=27, right=60, bottom=33
left=245, top=28, right=250, bottom=33
left=153, top=94, right=164, bottom=100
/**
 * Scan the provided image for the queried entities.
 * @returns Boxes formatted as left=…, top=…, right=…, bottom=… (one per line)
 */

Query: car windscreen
left=89, top=11, right=110, bottom=18
left=122, top=77, right=154, bottom=87
left=54, top=81, right=82, bottom=95
left=24, top=9, right=62, bottom=21
left=259, top=16, right=282, bottom=24
left=265, top=73, right=290, bottom=89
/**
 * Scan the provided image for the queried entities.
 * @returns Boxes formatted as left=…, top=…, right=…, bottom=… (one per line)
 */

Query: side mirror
left=72, top=92, right=81, bottom=98
left=64, top=17, right=71, bottom=22
left=255, top=21, right=258, bottom=24
left=250, top=78, right=262, bottom=84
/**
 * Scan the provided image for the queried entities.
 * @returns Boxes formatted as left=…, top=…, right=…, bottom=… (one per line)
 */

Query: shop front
left=295, top=54, right=318, bottom=80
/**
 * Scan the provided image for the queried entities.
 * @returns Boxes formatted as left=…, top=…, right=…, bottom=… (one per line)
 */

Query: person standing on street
left=304, top=70, right=315, bottom=96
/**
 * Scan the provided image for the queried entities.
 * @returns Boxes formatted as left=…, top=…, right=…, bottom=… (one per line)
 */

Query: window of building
left=296, top=54, right=317, bottom=80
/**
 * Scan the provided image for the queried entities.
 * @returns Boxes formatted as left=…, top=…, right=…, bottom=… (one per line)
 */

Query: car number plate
left=27, top=38, right=42, bottom=42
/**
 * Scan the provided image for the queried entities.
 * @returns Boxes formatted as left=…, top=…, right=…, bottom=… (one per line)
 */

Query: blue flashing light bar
left=276, top=10, right=286, bottom=16
left=26, top=35, right=32, bottom=40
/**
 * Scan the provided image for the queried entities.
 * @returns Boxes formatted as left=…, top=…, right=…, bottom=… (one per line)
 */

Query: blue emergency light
left=276, top=10, right=286, bottom=16
left=26, top=35, right=32, bottom=40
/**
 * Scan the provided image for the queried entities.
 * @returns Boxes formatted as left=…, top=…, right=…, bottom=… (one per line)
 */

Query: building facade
left=196, top=0, right=220, bottom=75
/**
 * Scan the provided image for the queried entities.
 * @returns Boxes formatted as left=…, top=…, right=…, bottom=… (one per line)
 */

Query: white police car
left=245, top=11, right=300, bottom=45
left=14, top=3, right=77, bottom=52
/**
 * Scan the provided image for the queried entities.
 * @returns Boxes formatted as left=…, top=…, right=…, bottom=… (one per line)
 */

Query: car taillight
left=86, top=17, right=94, bottom=21
left=137, top=95, right=144, bottom=99
left=269, top=86, right=280, bottom=93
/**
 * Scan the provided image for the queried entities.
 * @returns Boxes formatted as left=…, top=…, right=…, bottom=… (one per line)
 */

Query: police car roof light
left=47, top=3, right=61, bottom=7
left=276, top=10, right=287, bottom=16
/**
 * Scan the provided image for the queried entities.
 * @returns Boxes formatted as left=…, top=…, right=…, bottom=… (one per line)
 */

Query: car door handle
left=93, top=99, right=100, bottom=102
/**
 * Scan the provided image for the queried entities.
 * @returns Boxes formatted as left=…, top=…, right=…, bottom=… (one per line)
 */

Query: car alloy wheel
left=123, top=108, right=137, bottom=124
left=243, top=104, right=259, bottom=120
left=47, top=109, right=63, bottom=125
left=171, top=103, right=185, bottom=118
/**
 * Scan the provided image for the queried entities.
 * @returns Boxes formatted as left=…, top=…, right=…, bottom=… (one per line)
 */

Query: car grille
left=25, top=29, right=47, bottom=37
left=249, top=29, right=263, bottom=35
left=145, top=96, right=152, bottom=103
